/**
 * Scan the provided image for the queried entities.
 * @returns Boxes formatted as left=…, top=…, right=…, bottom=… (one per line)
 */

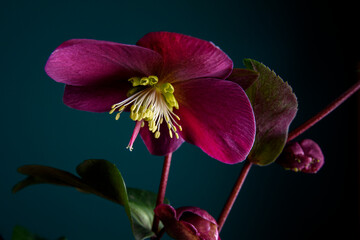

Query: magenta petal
left=175, top=78, right=255, bottom=164
left=137, top=32, right=233, bottom=82
left=45, top=39, right=163, bottom=86
left=140, top=122, right=185, bottom=156
left=63, top=83, right=128, bottom=112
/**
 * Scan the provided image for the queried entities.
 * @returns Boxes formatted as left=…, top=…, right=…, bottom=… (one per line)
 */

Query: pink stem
left=152, top=153, right=173, bottom=236
left=217, top=80, right=360, bottom=234
left=217, top=160, right=252, bottom=232
left=288, top=80, right=360, bottom=142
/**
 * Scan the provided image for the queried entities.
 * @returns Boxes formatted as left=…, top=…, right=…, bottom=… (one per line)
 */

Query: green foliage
left=128, top=188, right=169, bottom=240
left=13, top=160, right=166, bottom=240
left=11, top=225, right=66, bottom=240
left=244, top=59, right=298, bottom=165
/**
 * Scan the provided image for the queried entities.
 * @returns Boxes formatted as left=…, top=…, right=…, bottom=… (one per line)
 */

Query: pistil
left=127, top=120, right=143, bottom=151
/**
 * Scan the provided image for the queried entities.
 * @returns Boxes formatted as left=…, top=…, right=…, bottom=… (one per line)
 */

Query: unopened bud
left=154, top=204, right=219, bottom=240
left=277, top=139, right=324, bottom=173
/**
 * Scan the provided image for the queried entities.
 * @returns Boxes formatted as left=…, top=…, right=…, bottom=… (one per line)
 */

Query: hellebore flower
left=154, top=204, right=219, bottom=240
left=45, top=32, right=255, bottom=164
left=277, top=139, right=324, bottom=173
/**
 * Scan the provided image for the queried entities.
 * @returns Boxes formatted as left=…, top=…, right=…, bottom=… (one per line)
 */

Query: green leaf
left=12, top=225, right=46, bottom=240
left=13, top=160, right=167, bottom=240
left=12, top=165, right=89, bottom=193
left=75, top=159, right=131, bottom=215
left=11, top=225, right=66, bottom=240
left=244, top=59, right=298, bottom=165
left=127, top=188, right=170, bottom=240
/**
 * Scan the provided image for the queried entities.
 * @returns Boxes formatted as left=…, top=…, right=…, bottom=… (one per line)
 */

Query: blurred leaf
left=244, top=59, right=298, bottom=165
left=12, top=225, right=45, bottom=240
left=12, top=165, right=88, bottom=193
left=11, top=225, right=66, bottom=240
left=13, top=160, right=168, bottom=240
left=128, top=188, right=169, bottom=240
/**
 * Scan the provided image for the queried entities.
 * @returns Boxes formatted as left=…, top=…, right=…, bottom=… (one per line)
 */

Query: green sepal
left=244, top=59, right=298, bottom=166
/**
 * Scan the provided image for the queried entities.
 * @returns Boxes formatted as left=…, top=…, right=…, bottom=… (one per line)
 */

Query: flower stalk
left=288, top=80, right=360, bottom=142
left=217, top=160, right=252, bottom=232
left=217, top=79, right=360, bottom=234
left=152, top=153, right=173, bottom=236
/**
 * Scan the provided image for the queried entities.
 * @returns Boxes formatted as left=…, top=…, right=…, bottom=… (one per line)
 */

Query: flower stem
left=216, top=80, right=360, bottom=235
left=152, top=153, right=173, bottom=236
left=217, top=160, right=252, bottom=232
left=288, top=80, right=360, bottom=142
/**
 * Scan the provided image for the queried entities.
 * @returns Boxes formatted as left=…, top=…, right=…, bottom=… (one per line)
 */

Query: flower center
left=109, top=75, right=182, bottom=150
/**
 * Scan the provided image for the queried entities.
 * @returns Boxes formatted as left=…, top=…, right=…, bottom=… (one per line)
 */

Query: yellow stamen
left=127, top=86, right=142, bottom=97
left=160, top=82, right=174, bottom=93
left=128, top=77, right=141, bottom=86
left=115, top=112, right=121, bottom=120
left=110, top=75, right=182, bottom=142
left=148, top=76, right=158, bottom=86
left=140, top=77, right=149, bottom=86
left=109, top=108, right=116, bottom=114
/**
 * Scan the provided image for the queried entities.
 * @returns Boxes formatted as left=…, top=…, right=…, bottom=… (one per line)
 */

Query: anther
left=129, top=77, right=141, bottom=86
left=160, top=83, right=174, bottom=93
left=115, top=112, right=121, bottom=120
left=111, top=75, right=182, bottom=149
left=109, top=108, right=116, bottom=114
left=148, top=76, right=158, bottom=85
left=140, top=77, right=149, bottom=86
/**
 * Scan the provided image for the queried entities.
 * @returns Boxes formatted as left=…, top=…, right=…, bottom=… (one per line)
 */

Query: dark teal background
left=1, top=0, right=359, bottom=239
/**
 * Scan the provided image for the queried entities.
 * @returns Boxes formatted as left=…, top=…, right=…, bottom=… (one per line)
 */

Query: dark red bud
left=154, top=204, right=219, bottom=240
left=277, top=139, right=324, bottom=173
